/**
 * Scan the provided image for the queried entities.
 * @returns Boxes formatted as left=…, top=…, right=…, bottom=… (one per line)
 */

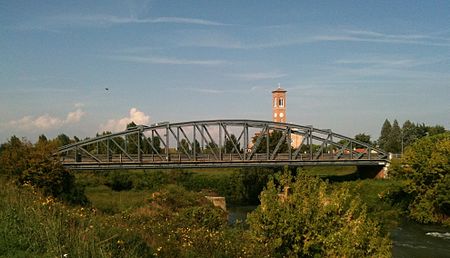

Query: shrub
left=394, top=132, right=450, bottom=223
left=247, top=169, right=392, bottom=257
left=19, top=155, right=89, bottom=205
left=132, top=170, right=168, bottom=190
left=106, top=171, right=133, bottom=191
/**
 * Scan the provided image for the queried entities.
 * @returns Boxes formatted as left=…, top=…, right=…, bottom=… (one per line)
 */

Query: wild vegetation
left=388, top=132, right=450, bottom=225
left=248, top=170, right=391, bottom=257
left=0, top=119, right=447, bottom=257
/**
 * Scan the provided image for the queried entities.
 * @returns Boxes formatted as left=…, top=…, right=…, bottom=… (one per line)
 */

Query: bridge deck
left=61, top=153, right=388, bottom=170
left=62, top=160, right=388, bottom=170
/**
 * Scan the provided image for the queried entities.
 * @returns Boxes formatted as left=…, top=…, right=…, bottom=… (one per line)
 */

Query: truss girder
left=56, top=119, right=389, bottom=169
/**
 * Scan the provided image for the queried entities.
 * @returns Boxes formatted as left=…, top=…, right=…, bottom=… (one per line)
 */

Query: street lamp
left=401, top=130, right=404, bottom=156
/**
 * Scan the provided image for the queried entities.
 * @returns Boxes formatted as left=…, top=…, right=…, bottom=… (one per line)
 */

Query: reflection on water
left=392, top=220, right=450, bottom=258
left=228, top=205, right=257, bottom=224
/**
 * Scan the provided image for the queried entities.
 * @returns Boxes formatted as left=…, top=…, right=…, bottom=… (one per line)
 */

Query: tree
left=224, top=134, right=240, bottom=153
left=402, top=120, right=418, bottom=149
left=378, top=119, right=392, bottom=150
left=144, top=136, right=162, bottom=154
left=203, top=141, right=219, bottom=155
left=355, top=133, right=371, bottom=145
left=126, top=122, right=139, bottom=153
left=386, top=119, right=402, bottom=153
left=393, top=132, right=450, bottom=223
left=192, top=139, right=201, bottom=155
left=111, top=136, right=125, bottom=154
left=19, top=154, right=88, bottom=205
left=38, top=134, right=48, bottom=144
left=251, top=130, right=290, bottom=153
left=0, top=136, right=32, bottom=176
left=354, top=133, right=371, bottom=148
left=416, top=123, right=429, bottom=138
left=0, top=135, right=88, bottom=205
left=179, top=139, right=191, bottom=154
left=247, top=170, right=391, bottom=257
left=427, top=125, right=446, bottom=136
left=56, top=134, right=71, bottom=147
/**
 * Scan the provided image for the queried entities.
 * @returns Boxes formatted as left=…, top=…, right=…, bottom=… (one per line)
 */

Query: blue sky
left=1, top=0, right=449, bottom=142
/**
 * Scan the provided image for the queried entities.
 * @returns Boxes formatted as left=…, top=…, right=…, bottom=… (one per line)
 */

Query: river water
left=228, top=207, right=450, bottom=257
left=392, top=220, right=450, bottom=258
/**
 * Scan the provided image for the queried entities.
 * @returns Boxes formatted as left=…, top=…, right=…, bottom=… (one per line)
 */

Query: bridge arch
left=57, top=119, right=389, bottom=170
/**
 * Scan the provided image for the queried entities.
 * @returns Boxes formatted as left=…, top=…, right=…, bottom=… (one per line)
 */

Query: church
left=272, top=85, right=302, bottom=148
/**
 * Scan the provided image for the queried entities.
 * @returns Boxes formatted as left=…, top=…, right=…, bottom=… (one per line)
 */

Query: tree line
left=377, top=119, right=446, bottom=153
left=352, top=119, right=446, bottom=154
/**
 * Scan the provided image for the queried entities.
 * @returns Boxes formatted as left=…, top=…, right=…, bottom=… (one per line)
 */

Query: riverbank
left=2, top=166, right=447, bottom=257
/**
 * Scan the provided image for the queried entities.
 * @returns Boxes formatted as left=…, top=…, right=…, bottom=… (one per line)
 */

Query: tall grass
left=85, top=185, right=150, bottom=214
left=0, top=178, right=152, bottom=257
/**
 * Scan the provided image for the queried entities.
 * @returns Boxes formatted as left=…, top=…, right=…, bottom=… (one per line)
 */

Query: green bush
left=19, top=155, right=89, bottom=205
left=392, top=132, right=450, bottom=224
left=131, top=170, right=169, bottom=190
left=0, top=136, right=89, bottom=205
left=247, top=169, right=392, bottom=257
left=177, top=206, right=227, bottom=230
left=106, top=171, right=133, bottom=191
left=0, top=136, right=33, bottom=177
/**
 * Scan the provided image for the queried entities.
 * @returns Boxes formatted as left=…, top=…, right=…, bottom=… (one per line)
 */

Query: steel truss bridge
left=57, top=119, right=389, bottom=170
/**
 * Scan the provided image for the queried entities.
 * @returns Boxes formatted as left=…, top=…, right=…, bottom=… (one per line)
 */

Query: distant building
left=272, top=86, right=287, bottom=123
left=271, top=85, right=302, bottom=148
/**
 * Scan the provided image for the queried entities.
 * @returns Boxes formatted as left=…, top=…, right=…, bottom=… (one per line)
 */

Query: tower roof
left=272, top=85, right=287, bottom=93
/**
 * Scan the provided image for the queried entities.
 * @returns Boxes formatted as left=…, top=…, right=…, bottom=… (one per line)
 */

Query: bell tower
left=272, top=85, right=287, bottom=123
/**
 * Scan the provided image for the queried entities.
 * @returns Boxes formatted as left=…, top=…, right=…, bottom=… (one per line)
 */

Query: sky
left=1, top=0, right=449, bottom=143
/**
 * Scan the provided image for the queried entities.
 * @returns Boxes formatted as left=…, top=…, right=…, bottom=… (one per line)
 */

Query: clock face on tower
left=280, top=113, right=284, bottom=118
left=274, top=113, right=277, bottom=118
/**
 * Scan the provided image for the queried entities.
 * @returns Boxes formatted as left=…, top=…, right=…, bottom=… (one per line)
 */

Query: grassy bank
left=1, top=166, right=401, bottom=257
left=0, top=177, right=153, bottom=257
left=77, top=167, right=402, bottom=229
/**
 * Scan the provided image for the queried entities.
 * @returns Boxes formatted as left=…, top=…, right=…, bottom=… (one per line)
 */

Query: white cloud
left=149, top=17, right=228, bottom=26
left=109, top=55, right=228, bottom=66
left=66, top=14, right=228, bottom=26
left=9, top=115, right=62, bottom=130
left=177, top=27, right=450, bottom=50
left=99, top=108, right=150, bottom=132
left=187, top=88, right=225, bottom=94
left=234, top=72, right=287, bottom=81
left=74, top=102, right=84, bottom=108
left=312, top=30, right=450, bottom=47
left=6, top=107, right=85, bottom=131
left=66, top=108, right=85, bottom=123
left=13, top=14, right=228, bottom=31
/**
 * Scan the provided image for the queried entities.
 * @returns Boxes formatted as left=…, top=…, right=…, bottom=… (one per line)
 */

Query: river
left=392, top=219, right=450, bottom=258
left=228, top=207, right=450, bottom=257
